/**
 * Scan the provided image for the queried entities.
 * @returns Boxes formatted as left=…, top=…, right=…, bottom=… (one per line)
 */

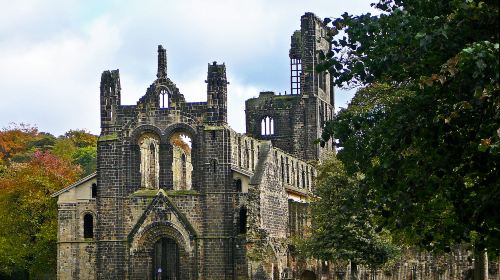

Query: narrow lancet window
left=159, top=89, right=169, bottom=109
left=170, top=132, right=192, bottom=190
left=139, top=133, right=160, bottom=189
left=239, top=207, right=247, bottom=234
left=83, top=213, right=94, bottom=239
left=260, top=116, right=275, bottom=136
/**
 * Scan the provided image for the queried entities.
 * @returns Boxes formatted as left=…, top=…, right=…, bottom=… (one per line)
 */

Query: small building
left=52, top=12, right=334, bottom=280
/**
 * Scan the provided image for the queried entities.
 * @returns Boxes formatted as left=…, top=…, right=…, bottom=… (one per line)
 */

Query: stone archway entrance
left=152, top=237, right=180, bottom=280
left=300, top=270, right=317, bottom=280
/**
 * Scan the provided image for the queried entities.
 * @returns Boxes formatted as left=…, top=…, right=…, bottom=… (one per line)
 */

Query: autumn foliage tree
left=0, top=125, right=96, bottom=279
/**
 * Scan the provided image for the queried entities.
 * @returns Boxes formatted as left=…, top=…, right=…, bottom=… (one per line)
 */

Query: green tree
left=52, top=129, right=97, bottom=176
left=0, top=151, right=81, bottom=279
left=319, top=0, right=499, bottom=278
left=72, top=145, right=97, bottom=176
left=301, top=156, right=399, bottom=276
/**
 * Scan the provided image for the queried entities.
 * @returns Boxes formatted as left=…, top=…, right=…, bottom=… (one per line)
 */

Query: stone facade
left=53, top=12, right=332, bottom=280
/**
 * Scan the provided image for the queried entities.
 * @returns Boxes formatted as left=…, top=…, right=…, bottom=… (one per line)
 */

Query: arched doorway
left=300, top=270, right=317, bottom=280
left=152, top=237, right=180, bottom=280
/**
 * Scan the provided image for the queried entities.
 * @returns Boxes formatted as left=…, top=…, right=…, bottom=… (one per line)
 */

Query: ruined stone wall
left=243, top=139, right=316, bottom=280
left=231, top=126, right=315, bottom=192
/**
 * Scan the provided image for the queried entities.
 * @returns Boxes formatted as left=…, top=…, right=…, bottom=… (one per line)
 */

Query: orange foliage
left=170, top=134, right=191, bottom=155
left=0, top=124, right=38, bottom=161
left=0, top=150, right=81, bottom=194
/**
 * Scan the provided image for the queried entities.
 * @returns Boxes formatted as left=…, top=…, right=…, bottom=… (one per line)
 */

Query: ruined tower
left=206, top=62, right=228, bottom=124
left=245, top=12, right=334, bottom=161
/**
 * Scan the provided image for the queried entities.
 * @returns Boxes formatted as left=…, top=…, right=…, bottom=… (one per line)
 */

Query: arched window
left=244, top=141, right=249, bottom=169
left=239, top=207, right=247, bottom=234
left=280, top=156, right=285, bottom=182
left=83, top=213, right=94, bottom=239
left=319, top=103, right=324, bottom=125
left=139, top=133, right=160, bottom=189
left=91, top=183, right=97, bottom=198
left=250, top=141, right=254, bottom=170
left=237, top=137, right=242, bottom=167
left=159, top=89, right=169, bottom=109
left=211, top=159, right=217, bottom=173
left=170, top=132, right=192, bottom=190
left=286, top=157, right=290, bottom=184
left=302, top=169, right=306, bottom=189
left=260, top=116, right=275, bottom=136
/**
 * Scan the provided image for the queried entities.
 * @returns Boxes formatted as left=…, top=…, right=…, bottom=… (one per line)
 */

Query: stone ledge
left=98, top=132, right=119, bottom=142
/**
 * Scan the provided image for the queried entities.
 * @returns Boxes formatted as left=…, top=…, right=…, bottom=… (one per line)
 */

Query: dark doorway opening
left=153, top=237, right=180, bottom=280
left=300, top=270, right=317, bottom=280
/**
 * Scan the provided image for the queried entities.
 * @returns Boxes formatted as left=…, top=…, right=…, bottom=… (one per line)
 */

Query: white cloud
left=0, top=16, right=122, bottom=134
left=0, top=0, right=377, bottom=135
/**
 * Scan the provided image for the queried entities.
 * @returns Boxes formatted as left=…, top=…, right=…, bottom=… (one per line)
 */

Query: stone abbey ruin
left=52, top=12, right=333, bottom=280
left=51, top=12, right=487, bottom=280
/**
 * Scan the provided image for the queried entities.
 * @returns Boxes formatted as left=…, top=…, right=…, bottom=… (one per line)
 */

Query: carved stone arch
left=164, top=123, right=198, bottom=190
left=129, top=125, right=164, bottom=189
left=129, top=221, right=195, bottom=280
left=250, top=242, right=282, bottom=280
left=130, top=124, right=165, bottom=144
left=134, top=221, right=192, bottom=253
left=164, top=123, right=196, bottom=139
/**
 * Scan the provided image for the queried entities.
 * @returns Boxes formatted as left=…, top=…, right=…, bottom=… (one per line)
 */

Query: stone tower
left=206, top=61, right=228, bottom=124
left=245, top=12, right=334, bottom=161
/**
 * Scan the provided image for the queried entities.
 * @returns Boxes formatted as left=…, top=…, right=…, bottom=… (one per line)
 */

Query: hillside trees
left=0, top=125, right=97, bottom=279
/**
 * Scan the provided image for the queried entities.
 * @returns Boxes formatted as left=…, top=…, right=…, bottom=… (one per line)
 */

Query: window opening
left=250, top=141, right=254, bottom=170
left=239, top=207, right=247, bottom=234
left=170, top=132, right=192, bottom=190
left=286, top=158, right=290, bottom=184
left=260, top=116, right=275, bottom=136
left=91, top=183, right=97, bottom=198
left=302, top=169, right=306, bottom=189
left=290, top=58, right=302, bottom=95
left=139, top=133, right=160, bottom=189
left=244, top=141, right=249, bottom=169
left=159, top=89, right=169, bottom=109
left=83, top=214, right=94, bottom=239
left=281, top=156, right=285, bottom=182
left=235, top=179, right=242, bottom=192
left=211, top=159, right=217, bottom=173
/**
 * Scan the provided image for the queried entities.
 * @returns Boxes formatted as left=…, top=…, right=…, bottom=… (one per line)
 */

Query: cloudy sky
left=0, top=0, right=376, bottom=136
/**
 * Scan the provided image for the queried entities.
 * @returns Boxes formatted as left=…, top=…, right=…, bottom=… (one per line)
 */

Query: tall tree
left=0, top=151, right=81, bottom=278
left=318, top=0, right=499, bottom=278
left=302, top=155, right=399, bottom=275
left=0, top=126, right=96, bottom=279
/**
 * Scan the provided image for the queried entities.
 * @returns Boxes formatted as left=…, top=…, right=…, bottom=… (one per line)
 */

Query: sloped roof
left=51, top=172, right=97, bottom=198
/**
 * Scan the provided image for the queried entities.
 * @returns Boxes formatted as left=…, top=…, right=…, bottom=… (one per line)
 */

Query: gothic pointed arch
left=138, top=133, right=160, bottom=189
left=164, top=123, right=198, bottom=190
